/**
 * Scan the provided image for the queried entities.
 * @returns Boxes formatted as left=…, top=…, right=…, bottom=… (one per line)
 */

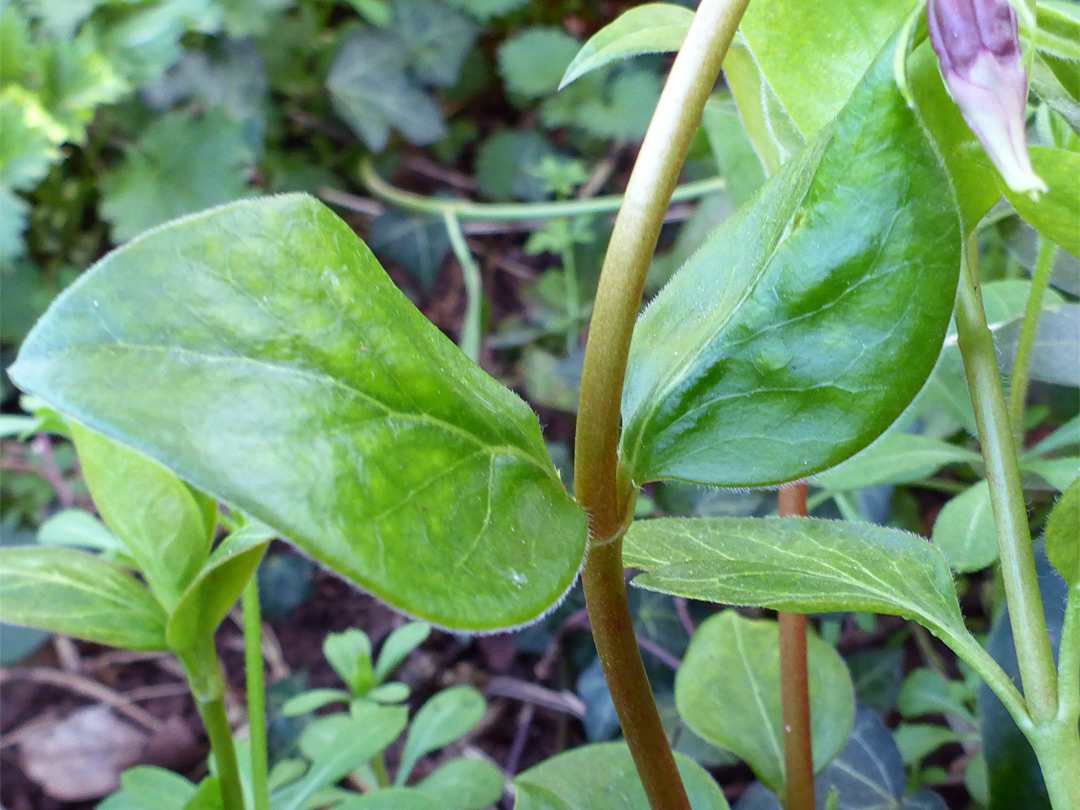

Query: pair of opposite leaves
left=10, top=47, right=961, bottom=632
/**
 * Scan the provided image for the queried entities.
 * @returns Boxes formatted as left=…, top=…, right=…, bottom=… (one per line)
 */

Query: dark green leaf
left=368, top=210, right=450, bottom=291
left=327, top=31, right=446, bottom=150
left=514, top=742, right=730, bottom=810
left=675, top=611, right=854, bottom=794
left=444, top=0, right=528, bottom=20
left=395, top=685, right=486, bottom=785
left=392, top=0, right=477, bottom=87
left=621, top=47, right=960, bottom=487
left=813, top=706, right=912, bottom=810
left=11, top=195, right=589, bottom=631
left=498, top=28, right=581, bottom=99
left=560, top=3, right=693, bottom=88
left=898, top=668, right=976, bottom=725
left=1046, top=476, right=1079, bottom=584
left=100, top=109, right=254, bottom=242
left=166, top=522, right=273, bottom=651
left=475, top=130, right=557, bottom=202
left=0, top=547, right=168, bottom=651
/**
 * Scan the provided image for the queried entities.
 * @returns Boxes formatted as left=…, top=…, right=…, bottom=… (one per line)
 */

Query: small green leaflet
left=1045, top=476, right=1079, bottom=584
left=10, top=195, right=588, bottom=631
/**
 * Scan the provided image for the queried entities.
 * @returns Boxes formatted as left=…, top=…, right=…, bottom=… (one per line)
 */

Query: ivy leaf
left=474, top=130, right=556, bottom=201
left=392, top=0, right=478, bottom=88
left=621, top=46, right=960, bottom=487
left=11, top=195, right=588, bottom=631
left=368, top=209, right=450, bottom=291
left=100, top=108, right=254, bottom=242
left=498, top=27, right=581, bottom=100
left=327, top=30, right=446, bottom=150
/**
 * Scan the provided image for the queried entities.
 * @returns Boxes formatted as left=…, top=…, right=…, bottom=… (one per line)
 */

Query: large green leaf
left=621, top=48, right=961, bottom=487
left=165, top=522, right=273, bottom=651
left=70, top=421, right=212, bottom=611
left=10, top=195, right=588, bottom=631
left=514, top=742, right=730, bottom=810
left=737, top=0, right=914, bottom=137
left=675, top=611, right=854, bottom=796
left=559, top=3, right=693, bottom=89
left=0, top=546, right=168, bottom=651
left=622, top=517, right=1008, bottom=702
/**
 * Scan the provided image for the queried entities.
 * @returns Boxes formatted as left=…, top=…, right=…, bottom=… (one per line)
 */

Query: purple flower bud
left=927, top=0, right=1047, bottom=196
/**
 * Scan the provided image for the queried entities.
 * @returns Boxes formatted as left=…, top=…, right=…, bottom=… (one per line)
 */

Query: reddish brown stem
left=779, top=482, right=814, bottom=810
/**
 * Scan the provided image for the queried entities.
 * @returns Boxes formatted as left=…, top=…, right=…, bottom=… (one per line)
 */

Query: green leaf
left=701, top=95, right=766, bottom=207
left=374, top=622, right=430, bottom=682
left=166, top=522, right=273, bottom=651
left=327, top=31, right=446, bottom=151
left=416, top=758, right=505, bottom=810
left=893, top=723, right=966, bottom=766
left=560, top=4, right=693, bottom=89
left=0, top=185, right=28, bottom=261
left=738, top=0, right=914, bottom=137
left=368, top=681, right=410, bottom=703
left=813, top=434, right=982, bottom=491
left=623, top=518, right=989, bottom=680
left=70, top=422, right=212, bottom=611
left=621, top=48, right=961, bottom=487
left=498, top=27, right=581, bottom=99
left=100, top=109, right=254, bottom=242
left=898, top=668, right=976, bottom=725
left=97, top=765, right=197, bottom=810
left=0, top=546, right=168, bottom=651
left=37, top=508, right=124, bottom=553
left=474, top=130, right=557, bottom=202
left=444, top=0, right=529, bottom=20
left=324, top=628, right=375, bottom=696
left=275, top=705, right=409, bottom=810
left=395, top=685, right=486, bottom=785
left=392, top=0, right=477, bottom=87
left=573, top=69, right=662, bottom=142
left=1000, top=304, right=1080, bottom=387
left=334, top=790, right=441, bottom=810
left=11, top=195, right=589, bottom=631
left=932, top=481, right=998, bottom=573
left=0, top=87, right=62, bottom=191
left=675, top=611, right=854, bottom=795
left=1023, top=455, right=1080, bottom=492
left=1035, top=0, right=1080, bottom=62
left=1004, top=147, right=1080, bottom=257
left=1045, top=475, right=1079, bottom=584
left=368, top=210, right=450, bottom=291
left=514, top=742, right=730, bottom=810
left=1031, top=53, right=1080, bottom=133
left=280, top=688, right=351, bottom=717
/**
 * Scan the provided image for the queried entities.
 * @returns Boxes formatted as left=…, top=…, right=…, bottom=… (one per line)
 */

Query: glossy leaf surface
left=514, top=742, right=730, bottom=810
left=11, top=195, right=589, bottom=631
left=738, top=0, right=914, bottom=136
left=623, top=518, right=989, bottom=674
left=165, top=522, right=273, bottom=651
left=621, top=48, right=961, bottom=487
left=675, top=611, right=854, bottom=795
left=1046, top=475, right=1079, bottom=584
left=0, top=547, right=168, bottom=651
left=70, top=421, right=212, bottom=611
left=559, top=4, right=693, bottom=89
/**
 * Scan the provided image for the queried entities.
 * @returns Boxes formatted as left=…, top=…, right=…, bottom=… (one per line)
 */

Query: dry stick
left=573, top=2, right=751, bottom=808
left=778, top=483, right=815, bottom=810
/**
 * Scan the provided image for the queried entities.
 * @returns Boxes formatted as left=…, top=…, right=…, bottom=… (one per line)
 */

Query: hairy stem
left=1007, top=238, right=1057, bottom=446
left=243, top=577, right=269, bottom=810
left=573, top=1, right=751, bottom=808
left=955, top=235, right=1057, bottom=723
left=357, top=157, right=727, bottom=222
left=778, top=483, right=815, bottom=810
left=180, top=640, right=244, bottom=810
left=443, top=211, right=483, bottom=362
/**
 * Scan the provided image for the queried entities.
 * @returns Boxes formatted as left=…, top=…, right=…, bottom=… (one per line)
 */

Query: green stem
left=243, top=577, right=270, bottom=810
left=778, top=483, right=814, bottom=810
left=573, top=1, right=752, bottom=808
left=955, top=234, right=1058, bottom=724
left=372, top=754, right=391, bottom=789
left=1034, top=586, right=1080, bottom=809
left=443, top=211, right=483, bottom=363
left=359, top=157, right=726, bottom=222
left=1007, top=238, right=1057, bottom=447
left=561, top=230, right=581, bottom=352
left=179, top=639, right=245, bottom=810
